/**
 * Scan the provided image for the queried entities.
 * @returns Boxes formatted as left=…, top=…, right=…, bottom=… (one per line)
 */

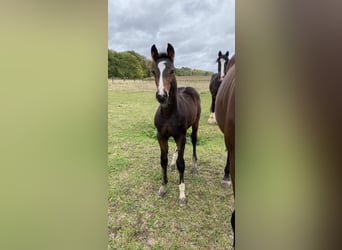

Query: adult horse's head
left=151, top=43, right=176, bottom=106
left=217, top=51, right=229, bottom=80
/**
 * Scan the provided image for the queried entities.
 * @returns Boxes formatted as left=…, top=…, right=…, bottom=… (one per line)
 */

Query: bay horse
left=208, top=51, right=230, bottom=124
left=151, top=43, right=201, bottom=206
left=215, top=54, right=235, bottom=248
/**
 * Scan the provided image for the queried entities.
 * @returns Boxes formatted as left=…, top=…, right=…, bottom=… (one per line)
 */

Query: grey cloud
left=108, top=0, right=235, bottom=72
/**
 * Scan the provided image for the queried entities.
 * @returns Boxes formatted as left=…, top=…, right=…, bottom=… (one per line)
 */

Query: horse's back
left=216, top=64, right=235, bottom=148
left=178, top=87, right=201, bottom=126
left=178, top=87, right=200, bottom=102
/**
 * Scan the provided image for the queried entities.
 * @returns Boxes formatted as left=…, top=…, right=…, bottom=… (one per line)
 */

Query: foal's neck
left=160, top=78, right=178, bottom=115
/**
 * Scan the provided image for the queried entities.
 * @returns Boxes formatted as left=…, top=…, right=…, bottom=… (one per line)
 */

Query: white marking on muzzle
left=179, top=183, right=185, bottom=200
left=157, top=61, right=166, bottom=96
left=220, top=58, right=225, bottom=78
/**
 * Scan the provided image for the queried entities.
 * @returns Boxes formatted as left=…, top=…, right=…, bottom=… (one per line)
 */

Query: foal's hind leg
left=175, top=135, right=187, bottom=206
left=221, top=151, right=232, bottom=188
left=170, top=148, right=178, bottom=172
left=190, top=124, right=199, bottom=174
left=157, top=136, right=168, bottom=198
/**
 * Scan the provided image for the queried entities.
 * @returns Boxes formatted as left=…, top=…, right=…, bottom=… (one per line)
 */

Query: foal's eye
left=170, top=69, right=175, bottom=74
left=151, top=70, right=156, bottom=75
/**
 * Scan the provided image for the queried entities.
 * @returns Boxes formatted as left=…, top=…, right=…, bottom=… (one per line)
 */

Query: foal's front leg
left=190, top=124, right=199, bottom=174
left=157, top=136, right=168, bottom=198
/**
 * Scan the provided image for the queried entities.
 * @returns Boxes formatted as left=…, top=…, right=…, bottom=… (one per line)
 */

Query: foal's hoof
left=190, top=167, right=198, bottom=175
left=179, top=198, right=187, bottom=207
left=221, top=179, right=232, bottom=189
left=157, top=190, right=166, bottom=198
left=170, top=163, right=176, bottom=172
left=157, top=186, right=166, bottom=198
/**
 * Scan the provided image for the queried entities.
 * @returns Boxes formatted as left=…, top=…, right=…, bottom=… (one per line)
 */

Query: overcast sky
left=108, top=0, right=235, bottom=72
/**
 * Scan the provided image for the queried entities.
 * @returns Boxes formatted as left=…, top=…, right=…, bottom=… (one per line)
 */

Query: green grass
left=108, top=79, right=234, bottom=249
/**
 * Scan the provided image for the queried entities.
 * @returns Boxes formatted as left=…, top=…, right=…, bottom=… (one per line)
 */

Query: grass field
left=108, top=77, right=234, bottom=249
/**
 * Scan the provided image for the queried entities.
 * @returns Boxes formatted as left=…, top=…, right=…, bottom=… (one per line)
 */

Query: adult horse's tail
left=215, top=55, right=235, bottom=248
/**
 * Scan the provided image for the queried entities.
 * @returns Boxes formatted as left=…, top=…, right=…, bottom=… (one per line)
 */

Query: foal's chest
left=156, top=117, right=184, bottom=137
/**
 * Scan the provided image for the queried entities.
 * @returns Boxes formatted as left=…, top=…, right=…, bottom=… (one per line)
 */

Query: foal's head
left=217, top=51, right=229, bottom=80
left=151, top=43, right=176, bottom=105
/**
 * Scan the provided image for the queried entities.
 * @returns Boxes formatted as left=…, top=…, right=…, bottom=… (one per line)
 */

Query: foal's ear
left=167, top=43, right=175, bottom=62
left=151, top=44, right=159, bottom=62
left=218, top=51, right=222, bottom=57
left=225, top=51, right=229, bottom=58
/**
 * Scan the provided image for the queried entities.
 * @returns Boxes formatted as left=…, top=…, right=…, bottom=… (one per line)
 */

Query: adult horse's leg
left=231, top=210, right=235, bottom=248
left=230, top=147, right=235, bottom=249
left=208, top=94, right=216, bottom=124
left=175, top=135, right=187, bottom=206
left=230, top=147, right=235, bottom=194
left=157, top=135, right=168, bottom=198
left=190, top=123, right=199, bottom=174
left=221, top=151, right=231, bottom=188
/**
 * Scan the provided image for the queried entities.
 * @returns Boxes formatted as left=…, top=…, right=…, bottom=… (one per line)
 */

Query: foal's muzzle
left=156, top=92, right=168, bottom=104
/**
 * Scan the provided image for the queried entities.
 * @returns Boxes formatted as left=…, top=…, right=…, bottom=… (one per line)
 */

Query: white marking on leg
left=208, top=112, right=216, bottom=124
left=158, top=184, right=166, bottom=197
left=157, top=61, right=166, bottom=96
left=220, top=58, right=225, bottom=78
left=179, top=183, right=185, bottom=200
left=221, top=179, right=232, bottom=188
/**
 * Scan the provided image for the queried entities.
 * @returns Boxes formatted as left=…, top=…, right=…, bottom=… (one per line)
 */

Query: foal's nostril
left=156, top=92, right=167, bottom=103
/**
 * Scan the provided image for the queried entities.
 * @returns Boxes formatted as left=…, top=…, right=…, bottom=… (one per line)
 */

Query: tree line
left=108, top=49, right=213, bottom=79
